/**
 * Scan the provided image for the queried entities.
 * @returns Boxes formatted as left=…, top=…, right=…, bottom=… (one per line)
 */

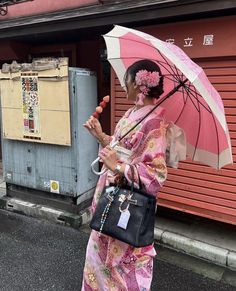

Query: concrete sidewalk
left=0, top=181, right=235, bottom=273
left=154, top=215, right=236, bottom=270
left=1, top=209, right=235, bottom=291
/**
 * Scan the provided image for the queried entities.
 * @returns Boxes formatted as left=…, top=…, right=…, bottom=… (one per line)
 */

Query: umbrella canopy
left=103, top=25, right=233, bottom=169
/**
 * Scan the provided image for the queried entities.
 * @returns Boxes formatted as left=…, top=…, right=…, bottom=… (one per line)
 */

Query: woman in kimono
left=82, top=60, right=169, bottom=291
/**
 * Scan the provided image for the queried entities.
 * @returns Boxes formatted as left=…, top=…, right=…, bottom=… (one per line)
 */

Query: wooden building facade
left=0, top=0, right=235, bottom=223
left=111, top=16, right=236, bottom=225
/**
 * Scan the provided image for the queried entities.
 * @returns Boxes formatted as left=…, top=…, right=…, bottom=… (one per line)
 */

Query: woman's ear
left=133, top=82, right=138, bottom=89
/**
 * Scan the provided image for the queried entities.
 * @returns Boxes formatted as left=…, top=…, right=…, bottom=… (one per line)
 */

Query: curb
left=0, top=194, right=235, bottom=271
left=0, top=195, right=92, bottom=230
left=154, top=227, right=236, bottom=270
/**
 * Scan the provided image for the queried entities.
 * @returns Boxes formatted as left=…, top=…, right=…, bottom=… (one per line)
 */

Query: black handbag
left=90, top=166, right=156, bottom=247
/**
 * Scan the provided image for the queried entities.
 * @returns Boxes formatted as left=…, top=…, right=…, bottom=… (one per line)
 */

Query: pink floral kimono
left=81, top=105, right=169, bottom=291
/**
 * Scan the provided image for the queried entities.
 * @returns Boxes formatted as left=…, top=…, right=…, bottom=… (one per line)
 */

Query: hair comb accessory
left=135, top=70, right=160, bottom=88
left=135, top=70, right=160, bottom=105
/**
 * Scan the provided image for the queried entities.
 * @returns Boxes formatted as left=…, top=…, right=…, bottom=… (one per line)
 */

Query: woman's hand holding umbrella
left=99, top=146, right=120, bottom=173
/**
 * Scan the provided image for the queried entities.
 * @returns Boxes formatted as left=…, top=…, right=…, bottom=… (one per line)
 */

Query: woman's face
left=125, top=74, right=139, bottom=101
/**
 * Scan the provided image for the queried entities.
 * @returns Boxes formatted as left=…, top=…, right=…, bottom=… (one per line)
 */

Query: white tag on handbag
left=117, top=210, right=130, bottom=229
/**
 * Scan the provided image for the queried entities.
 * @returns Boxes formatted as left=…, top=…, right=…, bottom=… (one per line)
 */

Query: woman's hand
left=83, top=116, right=103, bottom=141
left=99, top=146, right=118, bottom=172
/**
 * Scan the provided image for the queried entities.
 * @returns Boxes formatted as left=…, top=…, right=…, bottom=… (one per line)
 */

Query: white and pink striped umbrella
left=103, top=25, right=233, bottom=169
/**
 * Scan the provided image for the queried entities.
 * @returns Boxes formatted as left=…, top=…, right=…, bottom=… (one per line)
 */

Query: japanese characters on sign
left=184, top=37, right=193, bottom=47
left=203, top=35, right=214, bottom=46
left=165, top=35, right=214, bottom=47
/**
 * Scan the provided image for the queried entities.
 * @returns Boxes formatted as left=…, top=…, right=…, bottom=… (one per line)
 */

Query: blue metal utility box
left=2, top=67, right=98, bottom=207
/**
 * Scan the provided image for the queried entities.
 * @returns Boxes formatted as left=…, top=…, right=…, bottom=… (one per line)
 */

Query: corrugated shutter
left=111, top=58, right=236, bottom=225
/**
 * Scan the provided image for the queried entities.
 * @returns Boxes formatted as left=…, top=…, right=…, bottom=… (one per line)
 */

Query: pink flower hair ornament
left=135, top=70, right=160, bottom=105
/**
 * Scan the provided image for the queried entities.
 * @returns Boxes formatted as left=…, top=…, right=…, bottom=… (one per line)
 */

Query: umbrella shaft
left=118, top=78, right=188, bottom=142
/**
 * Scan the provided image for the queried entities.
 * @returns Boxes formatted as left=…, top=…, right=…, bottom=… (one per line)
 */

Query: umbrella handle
left=91, top=157, right=107, bottom=175
left=91, top=140, right=119, bottom=176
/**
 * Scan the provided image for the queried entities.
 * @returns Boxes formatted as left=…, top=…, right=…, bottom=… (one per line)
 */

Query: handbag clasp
left=118, top=194, right=126, bottom=202
left=118, top=192, right=138, bottom=212
left=128, top=198, right=138, bottom=205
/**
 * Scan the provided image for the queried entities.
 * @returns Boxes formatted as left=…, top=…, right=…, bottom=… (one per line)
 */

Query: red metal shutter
left=111, top=58, right=236, bottom=225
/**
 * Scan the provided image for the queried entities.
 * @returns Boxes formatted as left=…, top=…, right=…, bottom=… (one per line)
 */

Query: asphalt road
left=0, top=209, right=235, bottom=291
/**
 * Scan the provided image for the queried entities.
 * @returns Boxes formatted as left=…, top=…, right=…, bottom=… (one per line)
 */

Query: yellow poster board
left=0, top=58, right=71, bottom=146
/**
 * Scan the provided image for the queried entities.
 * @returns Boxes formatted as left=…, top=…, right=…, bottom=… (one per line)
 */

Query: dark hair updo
left=124, top=59, right=164, bottom=99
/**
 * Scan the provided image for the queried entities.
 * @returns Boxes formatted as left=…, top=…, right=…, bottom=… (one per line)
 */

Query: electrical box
left=0, top=61, right=98, bottom=202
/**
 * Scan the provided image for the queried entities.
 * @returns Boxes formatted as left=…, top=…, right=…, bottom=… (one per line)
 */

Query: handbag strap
left=130, top=165, right=142, bottom=192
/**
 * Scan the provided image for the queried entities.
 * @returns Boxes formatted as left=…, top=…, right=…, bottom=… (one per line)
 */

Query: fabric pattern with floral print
left=81, top=105, right=168, bottom=291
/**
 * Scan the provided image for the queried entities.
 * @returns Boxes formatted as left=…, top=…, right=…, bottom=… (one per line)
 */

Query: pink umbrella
left=103, top=25, right=233, bottom=169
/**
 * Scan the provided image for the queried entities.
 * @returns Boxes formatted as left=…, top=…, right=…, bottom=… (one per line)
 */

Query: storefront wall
left=111, top=16, right=236, bottom=225
left=0, top=2, right=235, bottom=221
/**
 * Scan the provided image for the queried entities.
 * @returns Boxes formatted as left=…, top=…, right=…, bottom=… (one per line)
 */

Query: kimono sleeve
left=124, top=119, right=168, bottom=195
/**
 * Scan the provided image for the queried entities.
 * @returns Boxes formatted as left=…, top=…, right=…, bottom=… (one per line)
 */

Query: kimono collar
left=127, top=105, right=165, bottom=122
